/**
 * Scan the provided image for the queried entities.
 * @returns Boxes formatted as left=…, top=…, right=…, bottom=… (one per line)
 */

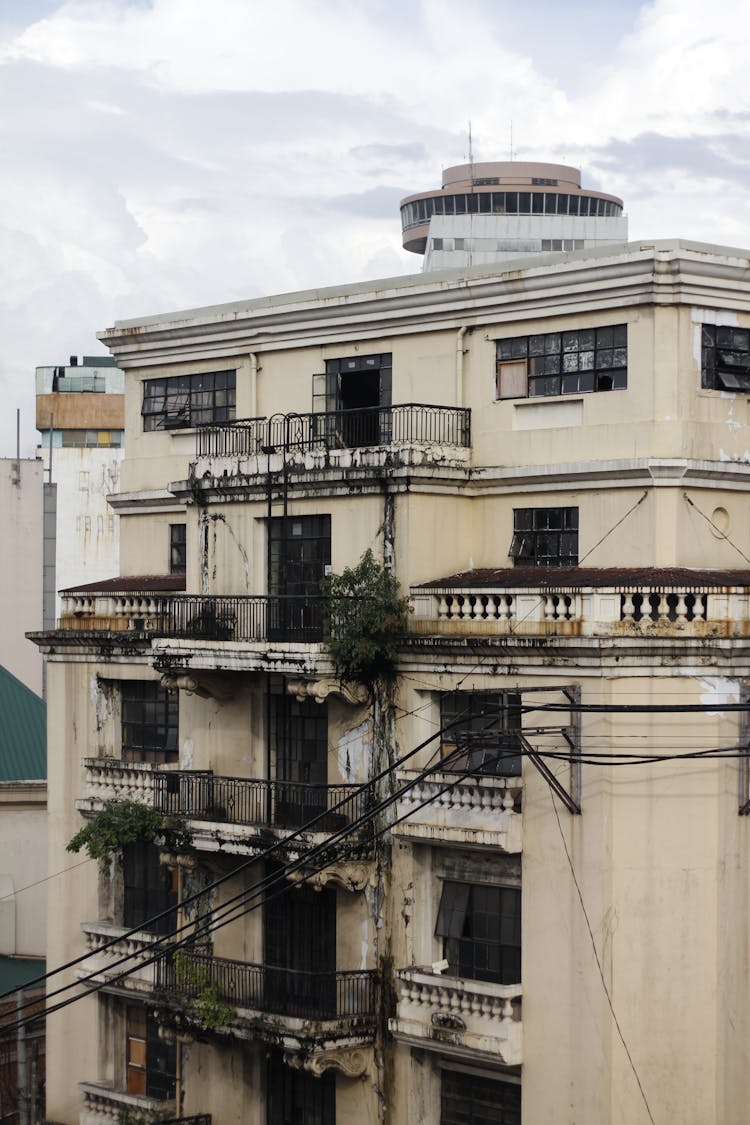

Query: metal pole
left=48, top=414, right=54, bottom=484
left=16, top=991, right=29, bottom=1125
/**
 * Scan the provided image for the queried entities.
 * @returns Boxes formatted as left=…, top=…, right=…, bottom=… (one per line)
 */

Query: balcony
left=195, top=404, right=471, bottom=473
left=410, top=566, right=750, bottom=640
left=79, top=1084, right=176, bottom=1125
left=391, top=769, right=522, bottom=851
left=77, top=921, right=159, bottom=995
left=390, top=968, right=522, bottom=1066
left=57, top=592, right=327, bottom=646
left=79, top=760, right=373, bottom=861
left=155, top=951, right=377, bottom=1045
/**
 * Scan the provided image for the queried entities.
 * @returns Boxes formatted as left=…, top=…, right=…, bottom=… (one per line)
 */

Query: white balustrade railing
left=59, top=592, right=167, bottom=629
left=391, top=969, right=522, bottom=1065
left=410, top=584, right=747, bottom=636
left=392, top=770, right=522, bottom=851
left=78, top=922, right=159, bottom=992
left=80, top=1082, right=174, bottom=1125
left=80, top=758, right=157, bottom=805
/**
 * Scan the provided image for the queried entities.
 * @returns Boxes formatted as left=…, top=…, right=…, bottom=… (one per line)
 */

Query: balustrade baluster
left=621, top=593, right=635, bottom=622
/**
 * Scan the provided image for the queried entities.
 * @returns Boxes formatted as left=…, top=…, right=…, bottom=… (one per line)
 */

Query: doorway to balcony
left=267, top=515, right=331, bottom=641
left=313, top=353, right=392, bottom=448
left=264, top=870, right=336, bottom=1018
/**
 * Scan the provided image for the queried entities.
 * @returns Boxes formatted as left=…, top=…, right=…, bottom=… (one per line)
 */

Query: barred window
left=441, top=1070, right=521, bottom=1125
left=510, top=507, right=578, bottom=567
left=496, top=324, right=627, bottom=399
left=436, top=881, right=521, bottom=985
left=440, top=691, right=522, bottom=776
left=701, top=324, right=750, bottom=391
left=121, top=681, right=178, bottom=764
left=169, top=524, right=186, bottom=575
left=141, top=370, right=235, bottom=431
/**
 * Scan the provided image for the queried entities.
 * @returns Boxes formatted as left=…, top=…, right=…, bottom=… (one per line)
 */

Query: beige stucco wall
left=0, top=459, right=43, bottom=693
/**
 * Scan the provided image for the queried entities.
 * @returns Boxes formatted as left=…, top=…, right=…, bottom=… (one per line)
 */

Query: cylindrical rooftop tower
left=400, top=161, right=627, bottom=271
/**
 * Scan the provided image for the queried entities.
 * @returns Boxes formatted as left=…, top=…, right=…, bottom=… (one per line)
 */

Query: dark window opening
left=271, top=695, right=329, bottom=826
left=141, top=369, right=236, bottom=431
left=126, top=1005, right=176, bottom=1100
left=496, top=324, right=627, bottom=399
left=264, top=867, right=336, bottom=1017
left=701, top=324, right=750, bottom=391
left=267, top=1050, right=335, bottom=1125
left=510, top=507, right=578, bottom=567
left=313, top=353, right=392, bottom=447
left=121, top=681, right=178, bottom=764
left=440, top=691, right=522, bottom=776
left=436, top=882, right=521, bottom=985
left=441, top=1070, right=521, bottom=1125
left=123, top=842, right=177, bottom=936
left=169, top=523, right=186, bottom=575
left=268, top=515, right=331, bottom=641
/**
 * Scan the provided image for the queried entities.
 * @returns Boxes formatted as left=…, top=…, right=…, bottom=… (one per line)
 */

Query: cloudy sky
left=2, top=0, right=750, bottom=455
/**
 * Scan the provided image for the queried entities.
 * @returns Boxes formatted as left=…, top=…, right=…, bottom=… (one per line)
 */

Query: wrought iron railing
left=153, top=771, right=372, bottom=832
left=156, top=951, right=377, bottom=1023
left=156, top=594, right=326, bottom=643
left=196, top=404, right=471, bottom=457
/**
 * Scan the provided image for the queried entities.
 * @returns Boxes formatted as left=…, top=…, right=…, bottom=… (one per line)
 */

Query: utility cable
left=682, top=492, right=750, bottom=567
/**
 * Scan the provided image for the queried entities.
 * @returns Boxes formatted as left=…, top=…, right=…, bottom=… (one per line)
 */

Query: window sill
left=510, top=395, right=584, bottom=408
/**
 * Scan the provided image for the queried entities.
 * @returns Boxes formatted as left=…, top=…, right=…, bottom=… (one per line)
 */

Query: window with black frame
left=267, top=1050, right=335, bottom=1124
left=169, top=523, right=186, bottom=574
left=121, top=681, right=178, bottom=764
left=141, top=370, right=235, bottom=431
left=496, top=324, right=627, bottom=399
left=435, top=881, right=521, bottom=985
left=122, top=841, right=177, bottom=935
left=440, top=691, right=522, bottom=776
left=126, top=1004, right=176, bottom=1100
left=441, top=1069, right=521, bottom=1125
left=701, top=324, right=750, bottom=391
left=509, top=507, right=578, bottom=567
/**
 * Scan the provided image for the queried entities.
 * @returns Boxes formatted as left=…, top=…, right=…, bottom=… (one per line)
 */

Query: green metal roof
left=0, top=665, right=45, bottom=781
left=0, top=956, right=45, bottom=993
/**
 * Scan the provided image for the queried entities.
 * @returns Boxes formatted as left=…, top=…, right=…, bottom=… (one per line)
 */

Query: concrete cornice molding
left=97, top=241, right=750, bottom=368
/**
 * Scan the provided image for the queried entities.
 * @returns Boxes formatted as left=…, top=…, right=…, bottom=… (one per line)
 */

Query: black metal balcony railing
left=196, top=404, right=471, bottom=458
left=156, top=951, right=377, bottom=1023
left=153, top=771, right=372, bottom=833
left=157, top=594, right=325, bottom=643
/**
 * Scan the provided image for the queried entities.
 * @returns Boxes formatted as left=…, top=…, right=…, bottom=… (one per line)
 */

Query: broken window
left=125, top=1004, right=176, bottom=1100
left=267, top=1051, right=335, bottom=1124
left=436, top=881, right=521, bottom=984
left=123, top=841, right=177, bottom=936
left=440, top=691, right=522, bottom=776
left=121, top=681, right=178, bottom=764
left=141, top=369, right=236, bottom=431
left=701, top=324, right=750, bottom=391
left=496, top=324, right=627, bottom=399
left=311, top=353, right=392, bottom=448
left=441, top=1069, right=521, bottom=1125
left=510, top=507, right=578, bottom=567
left=169, top=523, right=186, bottom=575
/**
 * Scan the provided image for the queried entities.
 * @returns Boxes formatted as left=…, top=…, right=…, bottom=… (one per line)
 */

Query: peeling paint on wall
left=182, top=737, right=194, bottom=769
left=697, top=675, right=739, bottom=715
left=337, top=718, right=371, bottom=783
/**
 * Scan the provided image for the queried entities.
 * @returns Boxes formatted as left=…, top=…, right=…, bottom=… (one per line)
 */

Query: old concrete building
left=28, top=239, right=750, bottom=1124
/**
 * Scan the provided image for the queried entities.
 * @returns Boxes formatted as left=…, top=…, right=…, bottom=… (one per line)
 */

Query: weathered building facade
left=31, top=240, right=750, bottom=1124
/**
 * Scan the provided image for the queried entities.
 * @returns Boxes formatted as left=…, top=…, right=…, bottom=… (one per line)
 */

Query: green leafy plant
left=66, top=799, right=165, bottom=861
left=174, top=951, right=235, bottom=1031
left=323, top=549, right=410, bottom=687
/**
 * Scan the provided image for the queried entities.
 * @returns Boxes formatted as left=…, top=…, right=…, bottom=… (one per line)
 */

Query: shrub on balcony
left=323, top=549, right=410, bottom=687
left=173, top=952, right=235, bottom=1032
left=66, top=799, right=166, bottom=861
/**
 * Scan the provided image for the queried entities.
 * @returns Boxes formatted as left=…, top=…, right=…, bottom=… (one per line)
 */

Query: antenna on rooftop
left=468, top=120, right=474, bottom=183
left=509, top=120, right=514, bottom=162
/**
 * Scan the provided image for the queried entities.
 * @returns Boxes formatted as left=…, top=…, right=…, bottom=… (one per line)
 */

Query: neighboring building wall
left=36, top=357, right=124, bottom=617
left=0, top=783, right=46, bottom=958
left=0, top=459, right=44, bottom=695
